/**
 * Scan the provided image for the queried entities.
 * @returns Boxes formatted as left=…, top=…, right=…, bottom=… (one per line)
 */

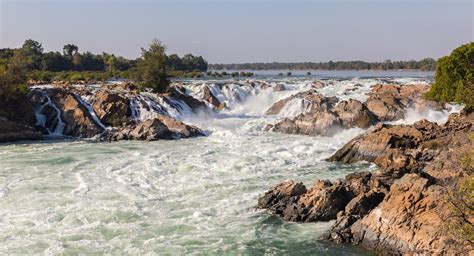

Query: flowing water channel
left=1, top=72, right=454, bottom=255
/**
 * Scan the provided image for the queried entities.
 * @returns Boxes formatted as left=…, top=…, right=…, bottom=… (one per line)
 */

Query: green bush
left=426, top=43, right=474, bottom=109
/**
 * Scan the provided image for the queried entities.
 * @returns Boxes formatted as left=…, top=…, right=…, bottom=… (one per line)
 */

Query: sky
left=0, top=0, right=473, bottom=63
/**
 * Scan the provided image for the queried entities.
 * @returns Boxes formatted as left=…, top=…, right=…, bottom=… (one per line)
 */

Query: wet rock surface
left=266, top=95, right=376, bottom=136
left=265, top=84, right=443, bottom=137
left=258, top=111, right=474, bottom=255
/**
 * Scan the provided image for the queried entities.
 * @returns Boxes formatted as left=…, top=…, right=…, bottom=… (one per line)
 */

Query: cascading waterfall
left=72, top=93, right=108, bottom=130
left=33, top=90, right=66, bottom=135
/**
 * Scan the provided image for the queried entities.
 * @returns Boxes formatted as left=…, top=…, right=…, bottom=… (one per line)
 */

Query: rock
left=312, top=80, right=326, bottom=89
left=272, top=84, right=286, bottom=91
left=48, top=89, right=104, bottom=137
left=349, top=173, right=446, bottom=254
left=92, top=90, right=131, bottom=126
left=202, top=86, right=226, bottom=110
left=366, top=84, right=430, bottom=121
left=260, top=112, right=474, bottom=254
left=0, top=117, right=43, bottom=142
left=333, top=99, right=376, bottom=128
left=102, top=115, right=204, bottom=141
left=327, top=123, right=425, bottom=164
left=266, top=111, right=342, bottom=136
left=166, top=86, right=209, bottom=112
left=265, top=91, right=338, bottom=115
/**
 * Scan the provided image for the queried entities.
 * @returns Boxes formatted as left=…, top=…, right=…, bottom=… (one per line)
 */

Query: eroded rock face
left=92, top=90, right=131, bottom=126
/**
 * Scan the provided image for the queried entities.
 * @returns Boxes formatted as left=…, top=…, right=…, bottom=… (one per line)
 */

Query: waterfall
left=34, top=91, right=66, bottom=135
left=72, top=93, right=108, bottom=130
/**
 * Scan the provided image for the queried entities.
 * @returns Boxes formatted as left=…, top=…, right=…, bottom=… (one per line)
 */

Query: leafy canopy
left=426, top=42, right=474, bottom=109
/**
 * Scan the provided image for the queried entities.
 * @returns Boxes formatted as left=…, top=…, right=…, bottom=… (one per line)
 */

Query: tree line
left=0, top=39, right=209, bottom=98
left=210, top=59, right=437, bottom=71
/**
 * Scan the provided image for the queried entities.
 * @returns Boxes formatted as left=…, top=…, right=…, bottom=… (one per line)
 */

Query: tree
left=426, top=42, right=474, bottom=108
left=131, top=39, right=169, bottom=92
left=21, top=39, right=43, bottom=69
left=41, top=51, right=71, bottom=71
left=63, top=44, right=78, bottom=57
left=0, top=49, right=31, bottom=100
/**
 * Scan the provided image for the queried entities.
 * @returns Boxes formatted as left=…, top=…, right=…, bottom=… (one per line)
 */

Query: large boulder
left=333, top=99, right=376, bottom=129
left=102, top=115, right=204, bottom=141
left=266, top=111, right=342, bottom=136
left=166, top=86, right=209, bottom=112
left=265, top=91, right=338, bottom=115
left=366, top=84, right=431, bottom=121
left=92, top=90, right=131, bottom=126
left=349, top=174, right=450, bottom=254
left=266, top=98, right=376, bottom=136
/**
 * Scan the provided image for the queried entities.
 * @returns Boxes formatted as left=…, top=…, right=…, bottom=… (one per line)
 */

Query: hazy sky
left=1, top=0, right=473, bottom=63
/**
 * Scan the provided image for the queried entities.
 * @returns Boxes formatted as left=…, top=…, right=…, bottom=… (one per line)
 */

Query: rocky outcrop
left=258, top=111, right=474, bottom=254
left=266, top=111, right=343, bottom=136
left=166, top=86, right=209, bottom=113
left=101, top=115, right=204, bottom=141
left=265, top=91, right=338, bottom=115
left=366, top=84, right=436, bottom=121
left=202, top=86, right=226, bottom=110
left=266, top=94, right=376, bottom=136
left=42, top=89, right=104, bottom=137
left=92, top=90, right=131, bottom=126
left=333, top=99, right=376, bottom=129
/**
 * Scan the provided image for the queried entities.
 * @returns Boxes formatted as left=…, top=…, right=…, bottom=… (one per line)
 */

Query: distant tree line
left=0, top=39, right=208, bottom=77
left=0, top=39, right=209, bottom=94
left=210, top=59, right=437, bottom=71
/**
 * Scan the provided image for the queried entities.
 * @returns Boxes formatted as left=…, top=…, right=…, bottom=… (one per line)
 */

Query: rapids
left=0, top=72, right=457, bottom=254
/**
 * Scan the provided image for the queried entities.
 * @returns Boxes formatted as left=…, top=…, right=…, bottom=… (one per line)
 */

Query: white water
left=2, top=74, right=460, bottom=255
left=34, top=91, right=66, bottom=136
left=73, top=94, right=109, bottom=130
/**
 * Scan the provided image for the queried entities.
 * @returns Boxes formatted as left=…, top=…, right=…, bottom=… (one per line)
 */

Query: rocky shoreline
left=258, top=109, right=474, bottom=254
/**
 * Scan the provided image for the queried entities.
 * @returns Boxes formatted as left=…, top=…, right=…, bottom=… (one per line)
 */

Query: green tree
left=21, top=39, right=43, bottom=69
left=131, top=39, right=169, bottom=92
left=426, top=42, right=474, bottom=107
left=63, top=44, right=79, bottom=57
left=0, top=49, right=31, bottom=100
